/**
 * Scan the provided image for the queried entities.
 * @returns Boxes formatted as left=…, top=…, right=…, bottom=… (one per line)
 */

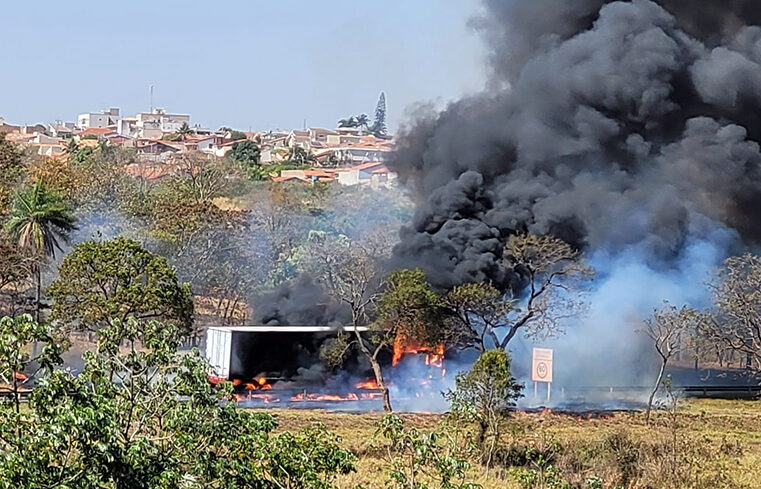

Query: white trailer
left=204, top=325, right=369, bottom=381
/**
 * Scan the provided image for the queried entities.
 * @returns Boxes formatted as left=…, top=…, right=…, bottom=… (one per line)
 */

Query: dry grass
left=264, top=399, right=761, bottom=489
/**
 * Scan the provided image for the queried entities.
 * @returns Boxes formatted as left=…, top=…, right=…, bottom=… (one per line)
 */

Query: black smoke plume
left=389, top=0, right=761, bottom=289
left=251, top=275, right=351, bottom=326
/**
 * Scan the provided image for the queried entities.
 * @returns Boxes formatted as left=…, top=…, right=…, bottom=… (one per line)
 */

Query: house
left=135, top=108, right=190, bottom=135
left=0, top=117, right=20, bottom=134
left=48, top=122, right=75, bottom=138
left=77, top=108, right=120, bottom=129
left=78, top=127, right=116, bottom=139
left=135, top=139, right=183, bottom=161
left=336, top=161, right=396, bottom=187
left=278, top=169, right=338, bottom=183
left=286, top=130, right=311, bottom=151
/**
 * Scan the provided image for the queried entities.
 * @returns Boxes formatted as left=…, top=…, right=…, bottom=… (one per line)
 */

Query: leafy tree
left=4, top=181, right=78, bottom=323
left=227, top=139, right=261, bottom=178
left=446, top=349, right=523, bottom=470
left=0, top=237, right=35, bottom=317
left=372, top=91, right=388, bottom=136
left=230, top=130, right=247, bottom=141
left=48, top=237, right=194, bottom=334
left=639, top=302, right=695, bottom=424
left=176, top=121, right=192, bottom=141
left=0, top=133, right=24, bottom=214
left=168, top=153, right=233, bottom=205
left=370, top=268, right=447, bottom=411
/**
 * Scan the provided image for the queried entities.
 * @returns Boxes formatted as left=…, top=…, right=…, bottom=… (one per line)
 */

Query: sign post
left=531, top=347, right=553, bottom=403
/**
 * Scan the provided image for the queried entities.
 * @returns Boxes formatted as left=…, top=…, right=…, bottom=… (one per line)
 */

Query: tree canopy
left=48, top=237, right=194, bottom=333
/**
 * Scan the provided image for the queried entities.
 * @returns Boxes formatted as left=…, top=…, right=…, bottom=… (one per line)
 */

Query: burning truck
left=204, top=325, right=449, bottom=409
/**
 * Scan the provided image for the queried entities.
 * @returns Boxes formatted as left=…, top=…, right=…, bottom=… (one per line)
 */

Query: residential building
left=135, top=108, right=190, bottom=135
left=77, top=108, right=120, bottom=129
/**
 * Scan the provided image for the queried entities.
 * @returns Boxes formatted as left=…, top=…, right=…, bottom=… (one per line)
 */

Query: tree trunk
left=646, top=358, right=667, bottom=425
left=35, top=263, right=41, bottom=324
left=354, top=329, right=392, bottom=412
left=371, top=358, right=392, bottom=413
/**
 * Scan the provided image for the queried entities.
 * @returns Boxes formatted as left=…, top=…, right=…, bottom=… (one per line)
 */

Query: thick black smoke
left=389, top=0, right=761, bottom=289
left=251, top=275, right=351, bottom=326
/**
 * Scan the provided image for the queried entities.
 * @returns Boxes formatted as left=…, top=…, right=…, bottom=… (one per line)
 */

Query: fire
left=13, top=372, right=27, bottom=381
left=392, top=335, right=445, bottom=367
left=243, top=377, right=272, bottom=391
left=355, top=379, right=379, bottom=389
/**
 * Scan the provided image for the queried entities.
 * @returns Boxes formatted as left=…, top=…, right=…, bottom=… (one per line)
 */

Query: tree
left=372, top=92, right=388, bottom=136
left=286, top=146, right=316, bottom=166
left=355, top=113, right=370, bottom=134
left=4, top=181, right=78, bottom=323
left=227, top=139, right=261, bottom=178
left=482, top=234, right=593, bottom=350
left=0, top=238, right=35, bottom=317
left=338, top=116, right=358, bottom=128
left=176, top=121, right=192, bottom=141
left=370, top=268, right=447, bottom=411
left=63, top=137, right=79, bottom=155
left=0, top=133, right=24, bottom=215
left=640, top=302, right=695, bottom=424
left=47, top=237, right=194, bottom=334
left=704, top=253, right=761, bottom=370
left=444, top=282, right=514, bottom=352
left=446, top=349, right=523, bottom=471
left=295, top=231, right=396, bottom=410
left=169, top=153, right=233, bottom=204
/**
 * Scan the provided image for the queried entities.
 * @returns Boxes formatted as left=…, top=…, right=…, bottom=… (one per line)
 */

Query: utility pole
left=150, top=85, right=154, bottom=113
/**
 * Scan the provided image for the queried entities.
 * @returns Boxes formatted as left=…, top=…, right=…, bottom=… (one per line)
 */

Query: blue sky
left=1, top=1, right=486, bottom=132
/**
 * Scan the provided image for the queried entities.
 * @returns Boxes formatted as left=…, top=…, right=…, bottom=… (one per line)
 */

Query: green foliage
left=285, top=145, right=315, bottom=166
left=227, top=139, right=262, bottom=179
left=0, top=134, right=24, bottom=212
left=376, top=414, right=481, bottom=489
left=447, top=350, right=523, bottom=469
left=372, top=92, right=387, bottom=136
left=70, top=145, right=96, bottom=165
left=265, top=423, right=357, bottom=489
left=48, top=237, right=194, bottom=333
left=230, top=130, right=247, bottom=141
left=379, top=268, right=446, bottom=347
left=4, top=180, right=78, bottom=259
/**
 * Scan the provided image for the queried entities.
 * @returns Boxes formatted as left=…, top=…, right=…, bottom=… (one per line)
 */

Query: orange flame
left=355, top=379, right=379, bottom=390
left=290, top=392, right=360, bottom=402
left=243, top=377, right=272, bottom=391
left=392, top=336, right=445, bottom=368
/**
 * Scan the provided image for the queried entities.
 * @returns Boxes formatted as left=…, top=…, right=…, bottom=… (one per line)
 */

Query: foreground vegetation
left=275, top=399, right=761, bottom=489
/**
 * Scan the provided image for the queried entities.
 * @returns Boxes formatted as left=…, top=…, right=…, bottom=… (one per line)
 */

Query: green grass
left=264, top=399, right=761, bottom=489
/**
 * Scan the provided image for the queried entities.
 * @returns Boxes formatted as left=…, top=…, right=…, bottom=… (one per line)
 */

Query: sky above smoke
left=389, top=0, right=761, bottom=290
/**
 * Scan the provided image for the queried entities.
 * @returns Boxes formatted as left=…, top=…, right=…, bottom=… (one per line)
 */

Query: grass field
left=268, top=399, right=761, bottom=489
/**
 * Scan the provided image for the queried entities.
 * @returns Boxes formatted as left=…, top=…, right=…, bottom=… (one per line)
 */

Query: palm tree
left=63, top=138, right=79, bottom=155
left=177, top=122, right=192, bottom=141
left=4, top=181, right=77, bottom=323
left=355, top=113, right=370, bottom=134
left=338, top=116, right=358, bottom=128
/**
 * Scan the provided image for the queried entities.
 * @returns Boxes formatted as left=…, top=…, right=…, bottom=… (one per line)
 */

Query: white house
left=77, top=108, right=120, bottom=129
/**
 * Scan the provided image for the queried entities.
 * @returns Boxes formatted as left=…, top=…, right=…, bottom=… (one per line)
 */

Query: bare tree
left=447, top=234, right=593, bottom=351
left=640, top=302, right=695, bottom=424
left=704, top=253, right=761, bottom=370
left=296, top=229, right=396, bottom=410
left=171, top=153, right=232, bottom=205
